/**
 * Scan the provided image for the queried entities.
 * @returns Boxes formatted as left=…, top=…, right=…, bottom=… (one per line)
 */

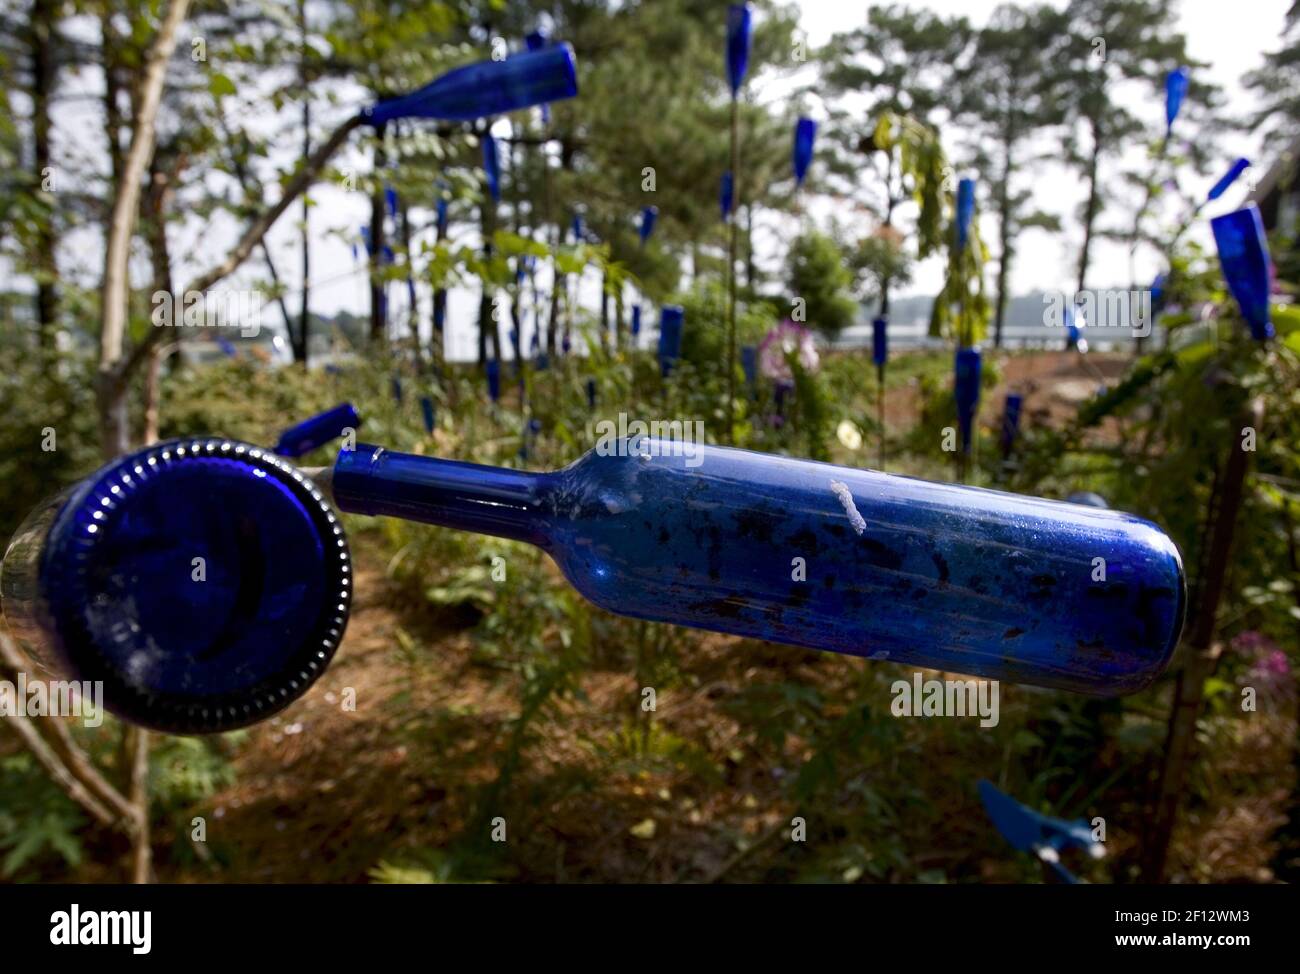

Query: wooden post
left=725, top=96, right=739, bottom=445
left=1143, top=397, right=1262, bottom=881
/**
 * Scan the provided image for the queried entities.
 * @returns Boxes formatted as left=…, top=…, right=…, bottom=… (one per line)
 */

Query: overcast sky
left=786, top=0, right=1292, bottom=303
left=14, top=0, right=1296, bottom=358
left=294, top=0, right=1294, bottom=355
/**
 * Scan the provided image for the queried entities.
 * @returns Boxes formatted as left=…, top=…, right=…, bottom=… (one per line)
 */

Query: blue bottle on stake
left=1211, top=204, right=1275, bottom=341
left=658, top=305, right=684, bottom=376
left=273, top=402, right=360, bottom=458
left=872, top=317, right=888, bottom=368
left=639, top=206, right=658, bottom=245
left=954, top=346, right=982, bottom=455
left=725, top=4, right=753, bottom=97
left=1000, top=393, right=1023, bottom=459
left=1165, top=66, right=1189, bottom=135
left=741, top=345, right=758, bottom=392
left=793, top=117, right=817, bottom=187
left=955, top=178, right=976, bottom=255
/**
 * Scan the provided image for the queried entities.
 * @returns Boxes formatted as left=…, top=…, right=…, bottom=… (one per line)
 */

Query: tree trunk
left=295, top=109, right=311, bottom=364
left=124, top=727, right=152, bottom=883
left=478, top=190, right=497, bottom=367
left=140, top=149, right=179, bottom=446
left=615, top=286, right=625, bottom=348
left=399, top=195, right=421, bottom=363
left=1143, top=398, right=1262, bottom=881
left=993, top=232, right=1011, bottom=350
left=90, top=0, right=191, bottom=885
left=101, top=6, right=125, bottom=186
left=30, top=0, right=58, bottom=348
left=1076, top=115, right=1102, bottom=295
left=296, top=0, right=310, bottom=366
left=369, top=127, right=388, bottom=345
left=600, top=266, right=610, bottom=352
left=98, top=0, right=192, bottom=461
left=879, top=152, right=899, bottom=319
left=992, top=138, right=1013, bottom=350
left=546, top=271, right=560, bottom=357
left=744, top=203, right=756, bottom=291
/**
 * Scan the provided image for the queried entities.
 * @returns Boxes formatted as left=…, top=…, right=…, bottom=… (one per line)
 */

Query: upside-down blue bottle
left=1, top=440, right=351, bottom=733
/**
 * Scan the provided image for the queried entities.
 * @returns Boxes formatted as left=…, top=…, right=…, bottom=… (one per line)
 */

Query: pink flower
left=759, top=320, right=819, bottom=383
left=1233, top=631, right=1292, bottom=694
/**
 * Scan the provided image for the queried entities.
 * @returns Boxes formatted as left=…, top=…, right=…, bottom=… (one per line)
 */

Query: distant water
left=838, top=290, right=1161, bottom=352
left=832, top=317, right=1149, bottom=352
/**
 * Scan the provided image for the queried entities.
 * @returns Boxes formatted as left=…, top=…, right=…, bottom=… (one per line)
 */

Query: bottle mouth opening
left=38, top=438, right=352, bottom=734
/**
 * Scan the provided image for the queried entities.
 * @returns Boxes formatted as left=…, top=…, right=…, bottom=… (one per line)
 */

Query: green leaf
left=208, top=72, right=237, bottom=99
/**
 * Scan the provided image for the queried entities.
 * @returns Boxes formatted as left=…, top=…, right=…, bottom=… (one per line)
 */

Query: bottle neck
left=330, top=445, right=549, bottom=545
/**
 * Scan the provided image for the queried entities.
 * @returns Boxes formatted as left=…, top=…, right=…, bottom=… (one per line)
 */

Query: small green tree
left=786, top=229, right=857, bottom=338
left=820, top=4, right=973, bottom=318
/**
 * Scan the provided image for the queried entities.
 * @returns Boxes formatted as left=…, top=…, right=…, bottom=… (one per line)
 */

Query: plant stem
left=726, top=95, right=739, bottom=445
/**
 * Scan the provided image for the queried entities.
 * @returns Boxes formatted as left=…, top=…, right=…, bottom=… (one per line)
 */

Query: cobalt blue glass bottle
left=482, top=135, right=501, bottom=203
left=1165, top=66, right=1189, bottom=135
left=1, top=440, right=351, bottom=733
left=330, top=439, right=1184, bottom=696
left=658, top=305, right=684, bottom=377
left=639, top=206, right=658, bottom=246
left=1000, top=393, right=1022, bottom=460
left=363, top=44, right=578, bottom=125
left=1212, top=204, right=1275, bottom=341
left=954, top=346, right=982, bottom=455
left=274, top=402, right=360, bottom=458
left=793, top=117, right=817, bottom=187
left=726, top=4, right=753, bottom=97
left=741, top=345, right=758, bottom=393
left=955, top=178, right=976, bottom=255
left=1207, top=157, right=1250, bottom=202
left=872, top=316, right=888, bottom=368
